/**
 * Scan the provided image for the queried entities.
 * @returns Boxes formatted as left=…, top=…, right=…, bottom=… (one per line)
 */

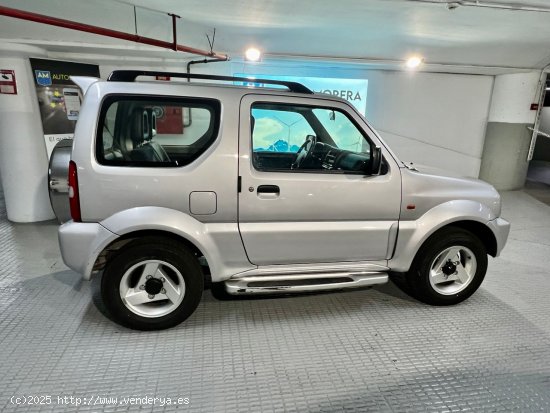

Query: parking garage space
left=1, top=188, right=550, bottom=411
left=1, top=0, right=550, bottom=412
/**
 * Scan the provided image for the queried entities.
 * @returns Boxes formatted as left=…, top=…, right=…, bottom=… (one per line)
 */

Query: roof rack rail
left=107, top=70, right=314, bottom=94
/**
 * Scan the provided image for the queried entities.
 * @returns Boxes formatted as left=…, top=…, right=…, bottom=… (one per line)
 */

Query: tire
left=101, top=237, right=204, bottom=330
left=399, top=226, right=488, bottom=306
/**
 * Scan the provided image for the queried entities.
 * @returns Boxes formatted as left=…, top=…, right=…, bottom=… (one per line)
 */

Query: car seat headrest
left=130, top=108, right=150, bottom=146
left=145, top=108, right=157, bottom=141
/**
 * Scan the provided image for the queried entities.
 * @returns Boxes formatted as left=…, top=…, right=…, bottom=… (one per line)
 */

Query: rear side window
left=97, top=96, right=220, bottom=167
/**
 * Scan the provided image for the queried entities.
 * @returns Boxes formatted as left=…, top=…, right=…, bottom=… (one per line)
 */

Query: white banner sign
left=234, top=73, right=368, bottom=115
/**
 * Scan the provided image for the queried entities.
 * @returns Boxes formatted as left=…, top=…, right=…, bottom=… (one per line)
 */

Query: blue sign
left=35, top=70, right=52, bottom=86
left=234, top=73, right=368, bottom=115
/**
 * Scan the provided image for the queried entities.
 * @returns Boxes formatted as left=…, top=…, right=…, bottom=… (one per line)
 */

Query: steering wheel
left=291, top=135, right=317, bottom=170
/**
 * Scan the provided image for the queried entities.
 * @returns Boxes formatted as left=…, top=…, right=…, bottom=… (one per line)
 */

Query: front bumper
left=58, top=221, right=118, bottom=279
left=487, top=217, right=511, bottom=256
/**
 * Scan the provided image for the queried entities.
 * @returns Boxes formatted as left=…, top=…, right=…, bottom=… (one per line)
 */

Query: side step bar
left=225, top=271, right=388, bottom=295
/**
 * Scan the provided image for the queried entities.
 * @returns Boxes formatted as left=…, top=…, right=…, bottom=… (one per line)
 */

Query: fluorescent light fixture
left=245, top=47, right=262, bottom=62
left=406, top=56, right=424, bottom=69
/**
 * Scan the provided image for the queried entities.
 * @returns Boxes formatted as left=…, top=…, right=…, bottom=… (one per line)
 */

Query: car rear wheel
left=399, top=227, right=488, bottom=306
left=101, top=237, right=203, bottom=330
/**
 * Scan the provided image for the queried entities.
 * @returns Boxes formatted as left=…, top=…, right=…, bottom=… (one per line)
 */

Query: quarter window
left=97, top=96, right=220, bottom=167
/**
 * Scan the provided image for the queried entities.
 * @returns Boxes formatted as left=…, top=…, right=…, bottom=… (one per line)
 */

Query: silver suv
left=58, top=70, right=510, bottom=330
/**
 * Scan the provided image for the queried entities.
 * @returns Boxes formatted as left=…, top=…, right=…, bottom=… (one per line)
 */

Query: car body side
left=58, top=80, right=510, bottom=281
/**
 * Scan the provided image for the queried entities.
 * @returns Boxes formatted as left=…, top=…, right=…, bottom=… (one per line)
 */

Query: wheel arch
left=92, top=229, right=210, bottom=279
left=389, top=200, right=499, bottom=272
left=446, top=220, right=497, bottom=257
left=86, top=206, right=253, bottom=282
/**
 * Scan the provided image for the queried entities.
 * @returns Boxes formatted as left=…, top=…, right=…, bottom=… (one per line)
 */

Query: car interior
left=99, top=100, right=217, bottom=167
left=251, top=105, right=383, bottom=174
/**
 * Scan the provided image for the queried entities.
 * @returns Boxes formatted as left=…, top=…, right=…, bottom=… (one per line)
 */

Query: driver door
left=238, top=94, right=401, bottom=266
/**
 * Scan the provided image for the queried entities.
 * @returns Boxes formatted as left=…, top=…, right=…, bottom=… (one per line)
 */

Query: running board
left=224, top=271, right=388, bottom=295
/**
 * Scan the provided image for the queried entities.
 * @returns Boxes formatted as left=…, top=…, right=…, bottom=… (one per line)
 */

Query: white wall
left=488, top=72, right=540, bottom=124
left=0, top=44, right=55, bottom=222
left=366, top=71, right=494, bottom=177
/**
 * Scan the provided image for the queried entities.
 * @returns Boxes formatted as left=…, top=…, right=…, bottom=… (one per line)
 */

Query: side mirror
left=367, top=146, right=382, bottom=175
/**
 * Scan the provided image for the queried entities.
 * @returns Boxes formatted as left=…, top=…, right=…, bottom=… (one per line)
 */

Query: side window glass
left=103, top=102, right=117, bottom=151
left=251, top=108, right=314, bottom=153
left=97, top=97, right=220, bottom=167
left=313, top=108, right=370, bottom=154
left=251, top=103, right=372, bottom=173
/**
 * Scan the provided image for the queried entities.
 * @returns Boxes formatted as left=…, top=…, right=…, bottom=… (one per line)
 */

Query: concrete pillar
left=479, top=71, right=541, bottom=190
left=0, top=43, right=54, bottom=222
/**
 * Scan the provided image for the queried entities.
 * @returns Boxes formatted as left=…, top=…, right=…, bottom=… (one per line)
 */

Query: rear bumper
left=58, top=221, right=118, bottom=280
left=487, top=217, right=510, bottom=256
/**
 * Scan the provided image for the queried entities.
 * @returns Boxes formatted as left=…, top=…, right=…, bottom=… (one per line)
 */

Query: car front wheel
left=401, top=227, right=488, bottom=306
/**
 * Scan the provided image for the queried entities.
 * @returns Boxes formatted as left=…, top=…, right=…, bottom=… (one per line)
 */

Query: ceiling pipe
left=168, top=13, right=180, bottom=52
left=406, top=0, right=550, bottom=13
left=0, top=5, right=228, bottom=60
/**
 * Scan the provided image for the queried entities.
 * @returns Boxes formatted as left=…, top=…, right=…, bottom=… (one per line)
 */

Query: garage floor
left=1, top=189, right=549, bottom=412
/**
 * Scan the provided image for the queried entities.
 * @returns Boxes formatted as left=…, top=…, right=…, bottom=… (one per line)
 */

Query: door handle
left=257, top=185, right=280, bottom=194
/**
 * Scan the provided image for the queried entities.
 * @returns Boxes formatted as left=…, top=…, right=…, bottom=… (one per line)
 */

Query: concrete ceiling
left=1, top=0, right=550, bottom=71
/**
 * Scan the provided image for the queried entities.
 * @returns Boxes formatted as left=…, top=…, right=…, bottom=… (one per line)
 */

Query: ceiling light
left=406, top=56, right=424, bottom=69
left=245, top=47, right=262, bottom=62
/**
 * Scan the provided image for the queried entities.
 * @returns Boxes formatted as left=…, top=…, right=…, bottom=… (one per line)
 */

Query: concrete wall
left=479, top=72, right=541, bottom=190
left=480, top=123, right=533, bottom=189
